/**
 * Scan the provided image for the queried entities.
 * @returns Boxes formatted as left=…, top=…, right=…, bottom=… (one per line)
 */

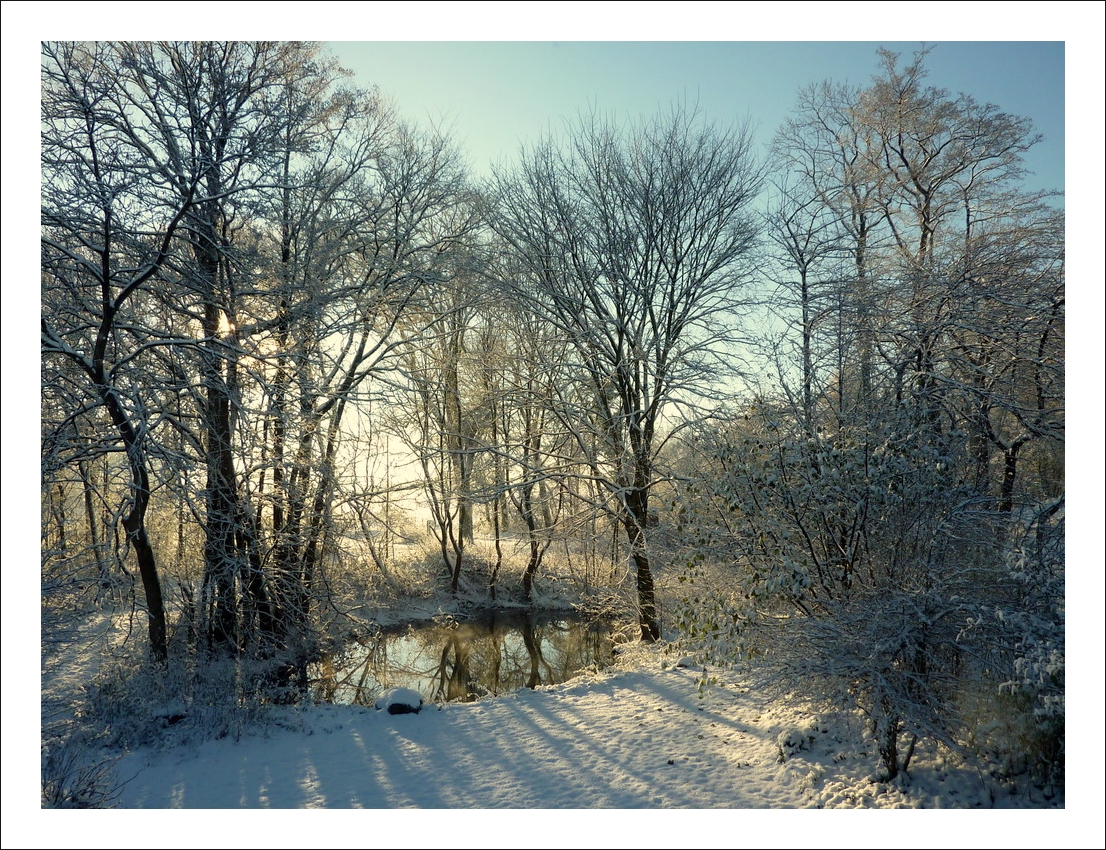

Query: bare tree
left=771, top=77, right=892, bottom=422
left=255, top=108, right=476, bottom=666
left=40, top=41, right=214, bottom=663
left=393, top=281, right=480, bottom=595
left=489, top=103, right=763, bottom=640
left=41, top=41, right=345, bottom=656
left=468, top=278, right=576, bottom=602
left=762, top=175, right=850, bottom=431
left=676, top=47, right=1064, bottom=780
left=41, top=41, right=479, bottom=680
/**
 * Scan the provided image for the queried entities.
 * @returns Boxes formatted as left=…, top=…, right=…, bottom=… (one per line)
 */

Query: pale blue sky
left=328, top=40, right=1065, bottom=194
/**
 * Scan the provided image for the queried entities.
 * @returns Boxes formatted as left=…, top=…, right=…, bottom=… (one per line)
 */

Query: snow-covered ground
left=21, top=612, right=1099, bottom=849
left=110, top=657, right=1040, bottom=811
left=19, top=531, right=1100, bottom=850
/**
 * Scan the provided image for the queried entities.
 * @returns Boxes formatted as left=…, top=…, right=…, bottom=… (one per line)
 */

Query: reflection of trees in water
left=433, top=633, right=472, bottom=702
left=313, top=631, right=393, bottom=707
left=521, top=621, right=542, bottom=690
left=313, top=613, right=614, bottom=704
left=429, top=617, right=546, bottom=701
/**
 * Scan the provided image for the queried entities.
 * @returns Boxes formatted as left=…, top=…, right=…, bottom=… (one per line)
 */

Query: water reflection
left=313, top=611, right=615, bottom=706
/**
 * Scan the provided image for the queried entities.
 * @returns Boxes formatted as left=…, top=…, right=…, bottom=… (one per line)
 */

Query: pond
left=312, top=610, right=618, bottom=706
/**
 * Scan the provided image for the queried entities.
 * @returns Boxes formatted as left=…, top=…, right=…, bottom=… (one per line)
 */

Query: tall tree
left=677, top=47, right=1064, bottom=780
left=490, top=104, right=763, bottom=640
left=771, top=77, right=890, bottom=422
left=112, top=41, right=336, bottom=652
left=257, top=104, right=476, bottom=666
left=394, top=277, right=480, bottom=595
left=41, top=41, right=479, bottom=678
left=40, top=41, right=218, bottom=662
left=769, top=47, right=1060, bottom=504
left=41, top=41, right=345, bottom=655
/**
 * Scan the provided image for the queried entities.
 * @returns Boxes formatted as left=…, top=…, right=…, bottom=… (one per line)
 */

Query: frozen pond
left=313, top=610, right=617, bottom=706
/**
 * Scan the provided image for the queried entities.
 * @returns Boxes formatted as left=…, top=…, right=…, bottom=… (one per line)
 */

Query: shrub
left=41, top=736, right=122, bottom=809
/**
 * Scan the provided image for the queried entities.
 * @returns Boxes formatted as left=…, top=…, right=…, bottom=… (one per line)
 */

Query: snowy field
left=108, top=660, right=1047, bottom=811
left=23, top=610, right=1101, bottom=849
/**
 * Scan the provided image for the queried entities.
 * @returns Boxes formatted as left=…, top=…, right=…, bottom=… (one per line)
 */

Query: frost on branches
left=673, top=408, right=1063, bottom=784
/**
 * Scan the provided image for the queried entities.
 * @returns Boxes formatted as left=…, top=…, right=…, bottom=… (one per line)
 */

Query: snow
left=374, top=687, right=424, bottom=714
left=108, top=655, right=1059, bottom=808
left=18, top=580, right=1100, bottom=850
left=21, top=630, right=1099, bottom=850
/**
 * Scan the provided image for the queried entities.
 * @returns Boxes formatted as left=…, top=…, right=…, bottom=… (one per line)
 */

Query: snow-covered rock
left=374, top=687, right=424, bottom=715
left=775, top=725, right=816, bottom=762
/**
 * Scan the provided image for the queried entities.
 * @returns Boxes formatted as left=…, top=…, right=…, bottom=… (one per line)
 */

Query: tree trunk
left=123, top=516, right=168, bottom=665
left=624, top=487, right=660, bottom=642
left=192, top=211, right=244, bottom=653
left=999, top=442, right=1022, bottom=514
left=96, top=370, right=168, bottom=664
left=520, top=480, right=540, bottom=602
left=874, top=699, right=901, bottom=781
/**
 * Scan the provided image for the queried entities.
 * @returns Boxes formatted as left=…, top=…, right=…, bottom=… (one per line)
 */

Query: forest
left=39, top=41, right=1064, bottom=806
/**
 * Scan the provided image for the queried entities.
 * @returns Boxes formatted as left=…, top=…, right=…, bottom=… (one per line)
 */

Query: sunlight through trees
left=41, top=42, right=1063, bottom=791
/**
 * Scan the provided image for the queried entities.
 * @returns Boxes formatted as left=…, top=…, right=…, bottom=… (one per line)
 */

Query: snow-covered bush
left=775, top=725, right=817, bottom=762
left=41, top=736, right=122, bottom=808
left=80, top=645, right=299, bottom=750
left=960, top=499, right=1064, bottom=787
left=673, top=409, right=1006, bottom=780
